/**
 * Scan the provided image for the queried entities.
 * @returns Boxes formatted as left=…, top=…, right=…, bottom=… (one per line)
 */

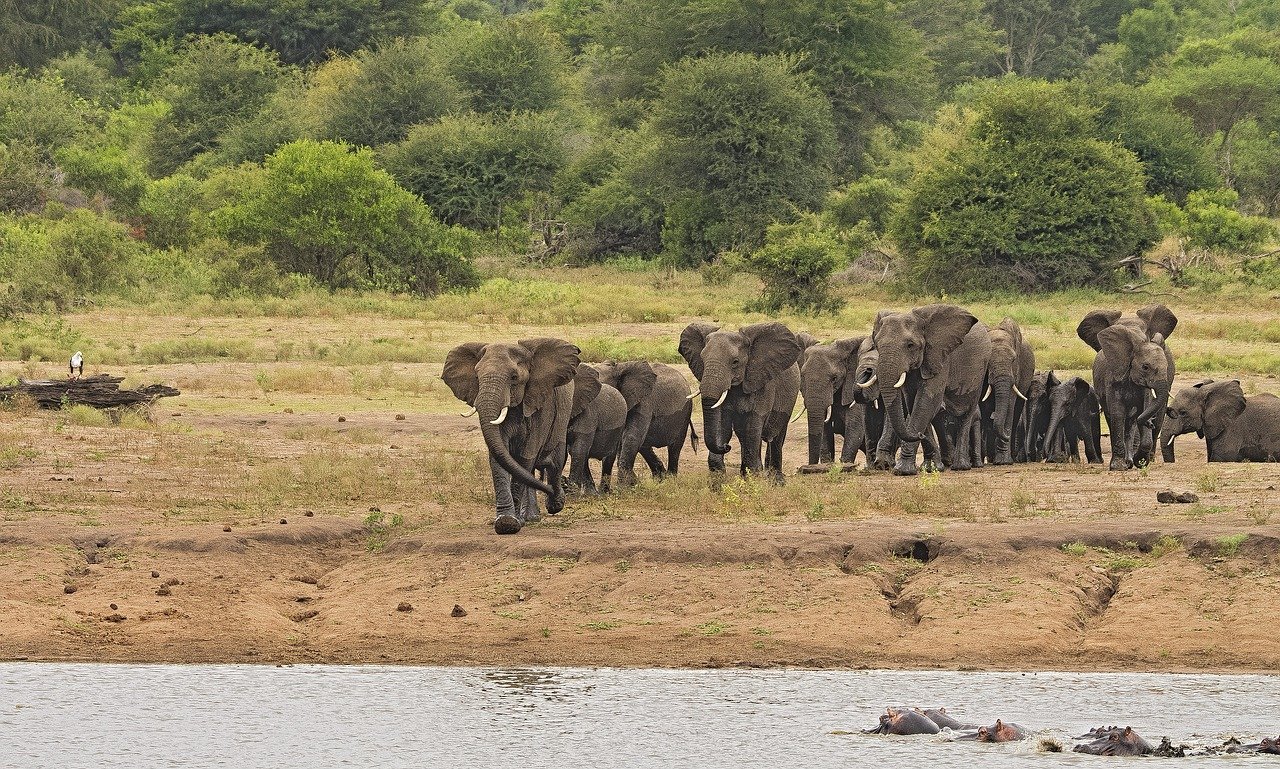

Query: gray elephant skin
left=1164, top=379, right=1280, bottom=461
left=442, top=338, right=580, bottom=534
left=1023, top=370, right=1058, bottom=461
left=982, top=317, right=1034, bottom=464
left=1077, top=304, right=1177, bottom=470
left=1043, top=376, right=1103, bottom=464
left=871, top=304, right=990, bottom=475
left=566, top=364, right=627, bottom=493
left=679, top=321, right=801, bottom=481
left=593, top=360, right=696, bottom=485
left=797, top=333, right=873, bottom=467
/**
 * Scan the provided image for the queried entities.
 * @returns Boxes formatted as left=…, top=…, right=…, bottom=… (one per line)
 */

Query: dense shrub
left=443, top=17, right=569, bottom=114
left=0, top=143, right=58, bottom=214
left=893, top=79, right=1159, bottom=292
left=214, top=140, right=478, bottom=294
left=138, top=174, right=207, bottom=249
left=0, top=207, right=144, bottom=309
left=1151, top=189, right=1275, bottom=254
left=0, top=73, right=94, bottom=156
left=745, top=217, right=845, bottom=314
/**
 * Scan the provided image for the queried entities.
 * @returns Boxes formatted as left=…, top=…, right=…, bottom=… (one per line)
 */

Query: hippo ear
left=615, top=360, right=657, bottom=411
left=836, top=336, right=865, bottom=406
left=519, top=337, right=580, bottom=415
left=1097, top=325, right=1141, bottom=383
left=679, top=322, right=719, bottom=381
left=1202, top=380, right=1246, bottom=437
left=913, top=304, right=978, bottom=379
left=441, top=342, right=486, bottom=406
left=1077, top=309, right=1121, bottom=351
left=1137, top=304, right=1177, bottom=339
left=570, top=363, right=602, bottom=418
left=742, top=321, right=801, bottom=394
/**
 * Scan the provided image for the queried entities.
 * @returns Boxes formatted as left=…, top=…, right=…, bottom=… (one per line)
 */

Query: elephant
left=849, top=337, right=889, bottom=462
left=1043, top=376, right=1103, bottom=464
left=797, top=335, right=871, bottom=467
left=565, top=364, right=628, bottom=494
left=868, top=304, right=989, bottom=475
left=982, top=317, right=1034, bottom=465
left=442, top=338, right=580, bottom=534
left=1077, top=304, right=1177, bottom=470
left=1023, top=371, right=1059, bottom=462
left=592, top=360, right=697, bottom=485
left=1163, top=379, right=1280, bottom=462
left=679, top=321, right=801, bottom=482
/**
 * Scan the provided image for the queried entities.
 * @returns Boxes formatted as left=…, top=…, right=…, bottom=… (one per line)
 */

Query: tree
left=147, top=34, right=288, bottom=175
left=444, top=17, right=569, bottom=114
left=986, top=0, right=1091, bottom=77
left=0, top=73, right=95, bottom=157
left=893, top=79, right=1158, bottom=292
left=381, top=111, right=567, bottom=228
left=1116, top=0, right=1178, bottom=75
left=895, top=0, right=1003, bottom=90
left=1233, top=118, right=1280, bottom=215
left=166, top=0, right=431, bottom=64
left=0, top=0, right=116, bottom=70
left=214, top=140, right=477, bottom=293
left=648, top=53, right=836, bottom=265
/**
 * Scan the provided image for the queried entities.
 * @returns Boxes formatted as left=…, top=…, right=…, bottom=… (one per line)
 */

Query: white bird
left=69, top=351, right=83, bottom=379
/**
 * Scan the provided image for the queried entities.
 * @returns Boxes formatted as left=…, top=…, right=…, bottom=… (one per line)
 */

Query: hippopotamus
left=1073, top=726, right=1153, bottom=756
left=1263, top=736, right=1280, bottom=755
left=864, top=707, right=941, bottom=735
left=915, top=707, right=974, bottom=730
left=977, top=720, right=1027, bottom=742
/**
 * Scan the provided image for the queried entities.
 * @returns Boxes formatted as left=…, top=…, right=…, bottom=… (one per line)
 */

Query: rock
left=156, top=585, right=171, bottom=596
left=304, top=510, right=314, bottom=517
left=396, top=602, right=413, bottom=612
left=390, top=444, right=401, bottom=450
left=103, top=613, right=126, bottom=623
left=283, top=408, right=294, bottom=414
left=279, top=518, right=288, bottom=524
left=291, top=610, right=319, bottom=622
left=337, top=416, right=346, bottom=422
left=1175, top=492, right=1199, bottom=503
left=63, top=584, right=77, bottom=594
left=451, top=604, right=467, bottom=618
left=369, top=505, right=381, bottom=513
left=151, top=570, right=160, bottom=578
left=395, top=414, right=406, bottom=421
left=223, top=525, right=232, bottom=532
left=163, top=578, right=181, bottom=587
left=1156, top=490, right=1177, bottom=503
left=109, top=603, right=118, bottom=610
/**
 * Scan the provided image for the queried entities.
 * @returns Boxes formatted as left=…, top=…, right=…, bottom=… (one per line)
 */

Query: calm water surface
left=1, top=665, right=1277, bottom=768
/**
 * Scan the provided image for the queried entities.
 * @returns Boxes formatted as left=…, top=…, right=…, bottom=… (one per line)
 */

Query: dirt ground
left=2, top=356, right=1278, bottom=672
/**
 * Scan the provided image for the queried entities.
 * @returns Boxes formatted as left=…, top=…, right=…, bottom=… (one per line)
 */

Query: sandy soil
left=2, top=362, right=1278, bottom=671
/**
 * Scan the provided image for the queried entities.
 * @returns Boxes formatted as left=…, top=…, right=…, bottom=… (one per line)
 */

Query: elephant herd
left=442, top=303, right=1280, bottom=534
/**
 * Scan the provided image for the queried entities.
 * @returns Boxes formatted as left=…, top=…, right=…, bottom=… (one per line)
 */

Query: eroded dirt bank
left=3, top=515, right=1277, bottom=670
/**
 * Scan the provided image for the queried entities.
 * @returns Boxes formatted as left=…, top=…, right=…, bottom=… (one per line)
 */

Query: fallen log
left=0, top=374, right=179, bottom=410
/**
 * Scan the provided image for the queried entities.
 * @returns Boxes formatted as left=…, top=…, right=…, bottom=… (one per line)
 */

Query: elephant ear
left=1077, top=309, right=1121, bottom=351
left=871, top=309, right=892, bottom=338
left=835, top=336, right=866, bottom=406
left=519, top=337, right=581, bottom=416
left=615, top=360, right=657, bottom=411
left=1070, top=376, right=1092, bottom=399
left=996, top=317, right=1023, bottom=348
left=1096, top=325, right=1142, bottom=383
left=913, top=304, right=978, bottom=379
left=796, top=332, right=821, bottom=369
left=571, top=363, right=602, bottom=418
left=742, top=321, right=801, bottom=394
left=1047, top=370, right=1060, bottom=388
left=1137, top=304, right=1178, bottom=340
left=441, top=342, right=486, bottom=406
left=678, top=322, right=719, bottom=381
left=1202, top=380, right=1246, bottom=438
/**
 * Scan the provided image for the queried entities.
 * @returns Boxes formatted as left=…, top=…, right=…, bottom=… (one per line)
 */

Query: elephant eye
left=510, top=373, right=518, bottom=382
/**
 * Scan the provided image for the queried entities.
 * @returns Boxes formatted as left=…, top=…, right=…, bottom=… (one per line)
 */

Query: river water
left=1, top=665, right=1276, bottom=767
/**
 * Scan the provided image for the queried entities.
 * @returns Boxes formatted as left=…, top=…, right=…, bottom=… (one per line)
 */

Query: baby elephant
left=1163, top=380, right=1280, bottom=462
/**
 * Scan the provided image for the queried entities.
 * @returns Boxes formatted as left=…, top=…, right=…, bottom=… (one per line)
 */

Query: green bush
left=0, top=143, right=58, bottom=214
left=0, top=207, right=144, bottom=309
left=745, top=217, right=845, bottom=314
left=138, top=175, right=208, bottom=249
left=443, top=17, right=569, bottom=114
left=825, top=176, right=902, bottom=234
left=214, top=139, right=479, bottom=294
left=1182, top=189, right=1274, bottom=253
left=893, top=79, right=1159, bottom=292
left=0, top=72, right=95, bottom=156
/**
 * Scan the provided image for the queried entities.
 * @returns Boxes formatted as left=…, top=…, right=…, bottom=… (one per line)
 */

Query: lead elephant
left=982, top=317, right=1034, bottom=465
left=442, top=338, right=580, bottom=534
left=566, top=364, right=627, bottom=494
left=871, top=305, right=988, bottom=475
left=1163, top=379, right=1280, bottom=461
left=1077, top=305, right=1177, bottom=470
left=798, top=335, right=870, bottom=466
left=679, top=321, right=801, bottom=482
left=593, top=360, right=696, bottom=485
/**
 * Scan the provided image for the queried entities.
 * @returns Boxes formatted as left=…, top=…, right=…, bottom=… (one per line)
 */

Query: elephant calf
left=1043, top=376, right=1103, bottom=464
left=593, top=360, right=696, bottom=486
left=566, top=364, right=627, bottom=493
left=797, top=334, right=873, bottom=468
left=1164, top=379, right=1280, bottom=462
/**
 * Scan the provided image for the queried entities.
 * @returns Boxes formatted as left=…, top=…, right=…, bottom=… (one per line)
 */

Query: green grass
left=695, top=621, right=729, bottom=636
left=1061, top=541, right=1088, bottom=556
left=1215, top=533, right=1248, bottom=557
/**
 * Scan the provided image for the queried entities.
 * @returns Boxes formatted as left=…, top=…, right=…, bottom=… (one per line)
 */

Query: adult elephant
left=983, top=318, right=1034, bottom=465
left=797, top=336, right=868, bottom=466
left=870, top=305, right=988, bottom=475
left=593, top=360, right=695, bottom=486
left=679, top=321, right=801, bottom=482
left=1164, top=379, right=1280, bottom=462
left=1043, top=376, right=1103, bottom=464
left=1077, top=305, right=1177, bottom=470
left=566, top=364, right=627, bottom=494
left=442, top=338, right=580, bottom=534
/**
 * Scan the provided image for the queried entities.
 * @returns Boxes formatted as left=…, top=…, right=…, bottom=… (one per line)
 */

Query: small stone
left=279, top=518, right=288, bottom=524
left=156, top=585, right=171, bottom=596
left=451, top=604, right=467, bottom=618
left=337, top=416, right=346, bottom=423
left=395, top=414, right=406, bottom=421
left=103, top=613, right=125, bottom=623
left=369, top=505, right=381, bottom=513
left=1268, top=485, right=1276, bottom=491
left=163, top=578, right=181, bottom=587
left=151, top=570, right=160, bottom=578
left=63, top=585, right=77, bottom=594
left=304, top=510, right=314, bottom=517
left=390, top=444, right=401, bottom=450
left=1175, top=492, right=1199, bottom=503
left=284, top=408, right=294, bottom=414
left=1156, top=490, right=1177, bottom=503
left=109, top=603, right=118, bottom=610
left=223, top=525, right=232, bottom=532
left=396, top=602, right=413, bottom=612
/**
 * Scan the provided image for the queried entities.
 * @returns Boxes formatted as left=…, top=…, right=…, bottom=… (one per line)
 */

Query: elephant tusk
left=872, top=400, right=880, bottom=410
left=1013, top=385, right=1027, bottom=401
left=1150, top=388, right=1158, bottom=399
left=893, top=372, right=907, bottom=389
left=857, top=373, right=877, bottom=389
left=687, top=391, right=698, bottom=400
left=709, top=391, right=729, bottom=409
left=982, top=385, right=992, bottom=402
left=1166, top=434, right=1176, bottom=446
left=490, top=406, right=509, bottom=425
left=824, top=405, right=833, bottom=423
left=790, top=404, right=806, bottom=424
left=461, top=406, right=477, bottom=417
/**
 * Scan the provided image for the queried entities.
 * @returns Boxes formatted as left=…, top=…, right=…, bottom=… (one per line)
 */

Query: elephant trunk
left=476, top=378, right=553, bottom=496
left=877, top=356, right=917, bottom=445
left=699, top=362, right=733, bottom=454
left=1137, top=381, right=1171, bottom=428
left=989, top=375, right=1013, bottom=459
left=806, top=408, right=830, bottom=465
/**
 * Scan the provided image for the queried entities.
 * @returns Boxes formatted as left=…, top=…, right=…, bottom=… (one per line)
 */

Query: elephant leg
left=894, top=391, right=943, bottom=476
left=766, top=420, right=788, bottom=485
left=489, top=455, right=521, bottom=535
left=666, top=442, right=681, bottom=477
left=970, top=413, right=984, bottom=469
left=616, top=412, right=653, bottom=488
left=952, top=409, right=976, bottom=472
left=600, top=452, right=615, bottom=493
left=736, top=413, right=766, bottom=477
left=929, top=411, right=951, bottom=470
left=581, top=459, right=597, bottom=495
left=566, top=434, right=590, bottom=494
left=1105, top=397, right=1131, bottom=471
left=640, top=445, right=666, bottom=477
